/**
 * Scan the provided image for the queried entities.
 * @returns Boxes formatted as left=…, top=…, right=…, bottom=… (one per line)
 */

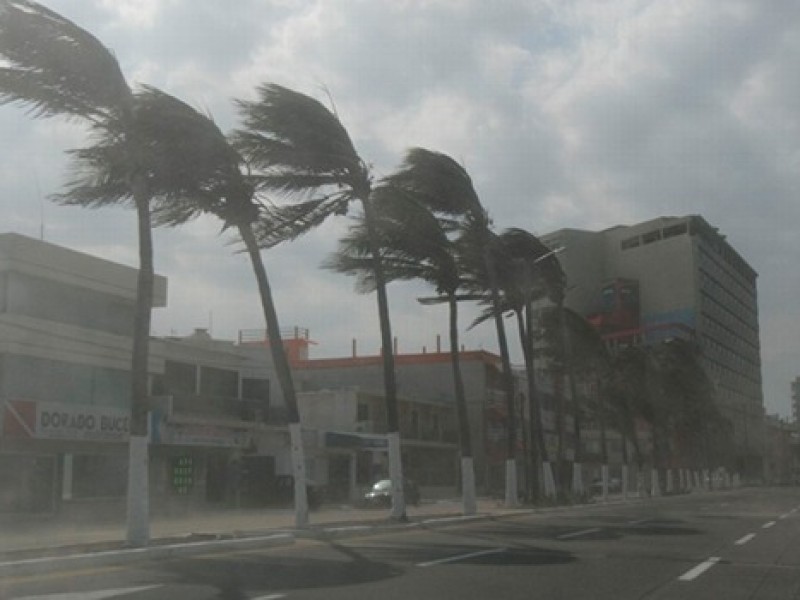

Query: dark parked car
left=361, top=478, right=420, bottom=508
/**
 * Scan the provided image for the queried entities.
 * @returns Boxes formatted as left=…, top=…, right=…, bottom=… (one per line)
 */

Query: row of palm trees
left=0, top=1, right=731, bottom=545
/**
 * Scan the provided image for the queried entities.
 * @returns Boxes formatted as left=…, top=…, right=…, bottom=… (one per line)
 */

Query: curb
left=0, top=489, right=735, bottom=576
left=0, top=532, right=295, bottom=578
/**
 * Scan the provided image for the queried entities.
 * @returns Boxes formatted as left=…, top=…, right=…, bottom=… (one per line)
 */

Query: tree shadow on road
left=159, top=542, right=402, bottom=599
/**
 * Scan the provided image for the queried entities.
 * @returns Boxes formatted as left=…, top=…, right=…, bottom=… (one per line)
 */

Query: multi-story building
left=241, top=330, right=513, bottom=494
left=542, top=215, right=765, bottom=478
left=0, top=234, right=287, bottom=515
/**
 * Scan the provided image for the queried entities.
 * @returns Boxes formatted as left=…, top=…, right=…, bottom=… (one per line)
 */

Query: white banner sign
left=33, top=400, right=130, bottom=442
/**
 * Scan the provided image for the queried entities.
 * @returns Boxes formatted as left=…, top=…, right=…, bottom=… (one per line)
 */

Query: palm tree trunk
left=448, top=295, right=476, bottom=515
left=597, top=374, right=609, bottom=501
left=126, top=187, right=153, bottom=546
left=517, top=306, right=541, bottom=501
left=484, top=249, right=518, bottom=507
left=559, top=304, right=583, bottom=496
left=240, top=225, right=308, bottom=527
left=360, top=197, right=405, bottom=519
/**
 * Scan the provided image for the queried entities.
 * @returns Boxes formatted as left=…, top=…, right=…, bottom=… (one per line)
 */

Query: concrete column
left=61, top=453, right=73, bottom=501
left=678, top=468, right=685, bottom=492
left=650, top=468, right=661, bottom=497
left=572, top=463, right=584, bottom=497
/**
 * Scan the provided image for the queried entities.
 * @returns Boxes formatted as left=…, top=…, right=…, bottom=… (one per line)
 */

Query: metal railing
left=169, top=395, right=287, bottom=425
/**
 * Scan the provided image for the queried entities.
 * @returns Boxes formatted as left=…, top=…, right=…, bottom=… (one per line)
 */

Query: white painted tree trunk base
left=651, top=468, right=661, bottom=497
left=636, top=470, right=646, bottom=498
left=387, top=432, right=406, bottom=519
left=126, top=434, right=149, bottom=546
left=461, top=457, right=477, bottom=515
left=601, top=464, right=609, bottom=502
left=678, top=469, right=685, bottom=492
left=504, top=459, right=519, bottom=508
left=289, top=423, right=309, bottom=528
left=572, top=462, right=584, bottom=496
left=621, top=465, right=629, bottom=499
left=543, top=461, right=557, bottom=499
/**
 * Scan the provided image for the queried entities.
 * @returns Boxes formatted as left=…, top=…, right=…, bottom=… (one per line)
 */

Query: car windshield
left=0, top=3, right=795, bottom=600
left=372, top=480, right=392, bottom=492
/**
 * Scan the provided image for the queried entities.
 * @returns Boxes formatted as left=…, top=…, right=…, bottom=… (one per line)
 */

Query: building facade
left=0, top=234, right=290, bottom=515
left=244, top=333, right=512, bottom=495
left=542, top=215, right=765, bottom=478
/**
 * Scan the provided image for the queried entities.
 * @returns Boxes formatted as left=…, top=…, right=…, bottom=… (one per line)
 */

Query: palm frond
left=382, top=148, right=482, bottom=216
left=254, top=195, right=350, bottom=248
left=233, top=83, right=366, bottom=189
left=0, top=0, right=130, bottom=120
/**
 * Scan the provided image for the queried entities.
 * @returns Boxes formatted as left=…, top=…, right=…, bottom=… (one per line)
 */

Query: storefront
left=0, top=398, right=130, bottom=514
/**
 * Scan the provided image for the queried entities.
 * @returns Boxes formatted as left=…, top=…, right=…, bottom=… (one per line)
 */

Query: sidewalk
left=0, top=498, right=530, bottom=560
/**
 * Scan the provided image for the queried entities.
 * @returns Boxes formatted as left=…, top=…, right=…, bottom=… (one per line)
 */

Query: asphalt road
left=3, top=487, right=800, bottom=600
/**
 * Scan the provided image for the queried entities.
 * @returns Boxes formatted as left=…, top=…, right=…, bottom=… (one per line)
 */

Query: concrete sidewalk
left=0, top=491, right=696, bottom=576
left=0, top=498, right=526, bottom=558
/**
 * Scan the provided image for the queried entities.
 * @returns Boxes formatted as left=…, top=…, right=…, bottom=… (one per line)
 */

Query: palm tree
left=232, top=84, right=407, bottom=518
left=458, top=219, right=523, bottom=507
left=498, top=229, right=565, bottom=500
left=88, top=86, right=312, bottom=527
left=327, top=148, right=480, bottom=514
left=0, top=0, right=155, bottom=545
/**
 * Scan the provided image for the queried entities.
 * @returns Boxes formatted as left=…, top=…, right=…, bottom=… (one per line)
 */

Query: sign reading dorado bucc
left=3, top=399, right=130, bottom=441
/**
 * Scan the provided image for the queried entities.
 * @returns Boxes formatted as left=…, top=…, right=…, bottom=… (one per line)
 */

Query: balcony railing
left=168, top=394, right=287, bottom=425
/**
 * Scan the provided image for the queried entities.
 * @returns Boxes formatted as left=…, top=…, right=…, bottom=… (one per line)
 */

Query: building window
left=242, top=377, right=270, bottom=403
left=73, top=454, right=127, bottom=498
left=1, top=354, right=130, bottom=407
left=621, top=236, right=640, bottom=250
left=662, top=223, right=688, bottom=239
left=200, top=366, right=238, bottom=398
left=642, top=230, right=662, bottom=245
left=357, top=402, right=369, bottom=422
left=5, top=271, right=135, bottom=336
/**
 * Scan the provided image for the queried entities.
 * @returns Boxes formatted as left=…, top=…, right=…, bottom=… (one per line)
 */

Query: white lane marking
left=12, top=586, right=160, bottom=600
left=678, top=557, right=721, bottom=582
left=557, top=527, right=601, bottom=540
left=779, top=513, right=790, bottom=520
left=791, top=508, right=798, bottom=514
left=252, top=595, right=287, bottom=600
left=735, top=533, right=756, bottom=546
left=627, top=519, right=650, bottom=526
left=763, top=521, right=776, bottom=529
left=417, top=547, right=506, bottom=567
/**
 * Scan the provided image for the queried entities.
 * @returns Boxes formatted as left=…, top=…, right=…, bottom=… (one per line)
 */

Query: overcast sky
left=0, top=0, right=797, bottom=417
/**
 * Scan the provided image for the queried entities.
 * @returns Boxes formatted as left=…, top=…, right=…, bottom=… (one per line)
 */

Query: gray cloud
left=2, top=0, right=798, bottom=415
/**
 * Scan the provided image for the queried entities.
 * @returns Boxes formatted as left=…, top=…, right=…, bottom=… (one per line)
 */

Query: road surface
left=3, top=487, right=799, bottom=599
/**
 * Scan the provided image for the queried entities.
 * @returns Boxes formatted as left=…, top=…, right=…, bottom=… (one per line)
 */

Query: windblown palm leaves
left=233, top=84, right=365, bottom=247
left=0, top=0, right=163, bottom=545
left=234, top=82, right=408, bottom=518
left=326, top=147, right=480, bottom=514
left=0, top=0, right=130, bottom=121
left=55, top=87, right=249, bottom=215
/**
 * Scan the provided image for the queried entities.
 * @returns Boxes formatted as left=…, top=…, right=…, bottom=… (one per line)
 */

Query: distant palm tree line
left=0, top=0, right=732, bottom=542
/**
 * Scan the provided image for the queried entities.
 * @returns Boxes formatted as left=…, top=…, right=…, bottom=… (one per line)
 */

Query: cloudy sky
left=0, top=0, right=798, bottom=416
